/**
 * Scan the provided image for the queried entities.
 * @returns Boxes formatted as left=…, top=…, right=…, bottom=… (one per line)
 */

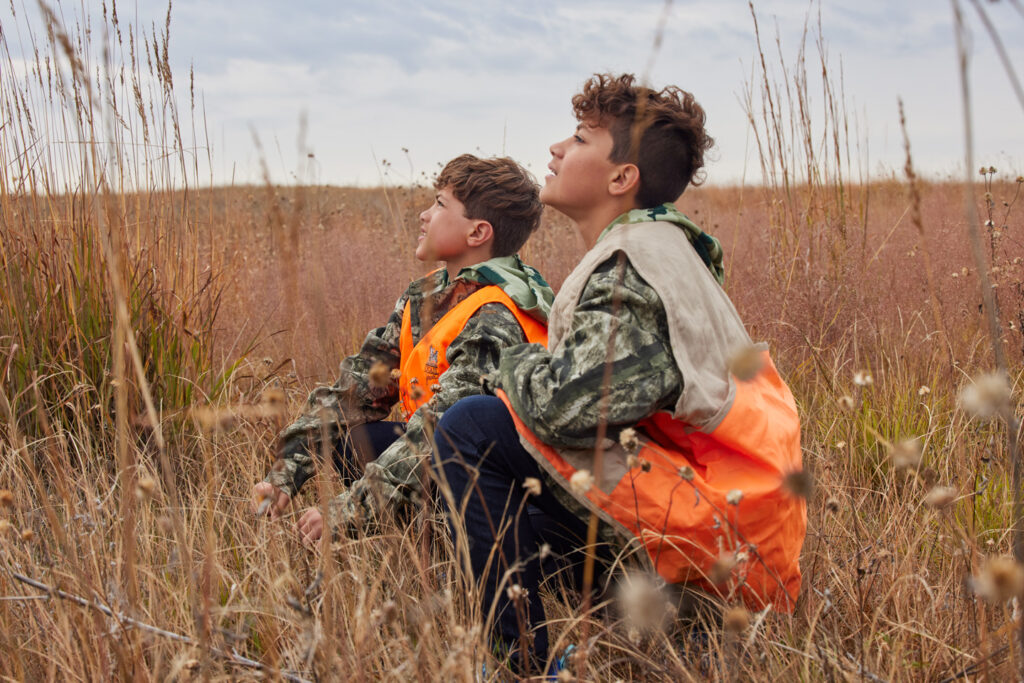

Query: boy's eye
left=573, top=134, right=584, bottom=143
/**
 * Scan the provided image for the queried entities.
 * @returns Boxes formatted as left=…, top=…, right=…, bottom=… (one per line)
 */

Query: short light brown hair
left=571, top=73, right=714, bottom=207
left=435, top=154, right=542, bottom=257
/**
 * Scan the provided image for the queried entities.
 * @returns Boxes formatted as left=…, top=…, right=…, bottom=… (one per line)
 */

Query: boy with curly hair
left=436, top=74, right=806, bottom=674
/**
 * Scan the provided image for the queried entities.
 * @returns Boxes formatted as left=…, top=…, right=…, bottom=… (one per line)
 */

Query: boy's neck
left=573, top=198, right=637, bottom=249
left=444, top=246, right=495, bottom=280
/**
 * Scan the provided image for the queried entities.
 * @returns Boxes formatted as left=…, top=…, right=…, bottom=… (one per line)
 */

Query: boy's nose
left=549, top=140, right=563, bottom=158
left=419, top=207, right=429, bottom=222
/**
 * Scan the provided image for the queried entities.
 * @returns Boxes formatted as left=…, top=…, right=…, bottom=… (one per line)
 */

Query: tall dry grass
left=2, top=1, right=1024, bottom=681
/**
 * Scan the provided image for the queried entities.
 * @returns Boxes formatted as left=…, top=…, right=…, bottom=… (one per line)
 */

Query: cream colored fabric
left=549, top=220, right=758, bottom=433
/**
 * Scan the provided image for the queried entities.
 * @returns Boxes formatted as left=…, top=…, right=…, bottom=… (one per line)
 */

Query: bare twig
left=7, top=570, right=313, bottom=683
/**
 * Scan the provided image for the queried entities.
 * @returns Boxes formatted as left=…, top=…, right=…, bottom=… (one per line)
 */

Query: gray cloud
left=3, top=0, right=1021, bottom=186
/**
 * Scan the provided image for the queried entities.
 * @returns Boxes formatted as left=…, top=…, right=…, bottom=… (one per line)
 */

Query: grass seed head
left=723, top=605, right=750, bottom=633
left=20, top=528, right=34, bottom=542
left=924, top=485, right=957, bottom=510
left=506, top=584, right=528, bottom=602
left=891, top=438, right=923, bottom=471
left=678, top=465, right=695, bottom=481
left=973, top=556, right=1024, bottom=603
left=852, top=370, right=873, bottom=386
left=726, top=489, right=744, bottom=505
left=522, top=477, right=542, bottom=497
left=570, top=469, right=594, bottom=496
left=837, top=395, right=855, bottom=412
left=959, top=372, right=1011, bottom=419
left=824, top=497, right=840, bottom=514
left=619, top=427, right=639, bottom=453
left=390, top=368, right=402, bottom=380
left=728, top=344, right=764, bottom=381
left=616, top=571, right=670, bottom=637
left=710, top=552, right=738, bottom=584
left=0, top=490, right=13, bottom=508
left=135, top=477, right=156, bottom=500
left=0, top=519, right=11, bottom=535
left=782, top=469, right=813, bottom=499
left=368, top=361, right=393, bottom=389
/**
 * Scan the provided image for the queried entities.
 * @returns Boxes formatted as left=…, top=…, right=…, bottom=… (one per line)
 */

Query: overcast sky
left=5, top=0, right=1023, bottom=187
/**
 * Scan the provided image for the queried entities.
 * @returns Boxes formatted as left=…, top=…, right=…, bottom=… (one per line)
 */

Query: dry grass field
left=2, top=2, right=1024, bottom=681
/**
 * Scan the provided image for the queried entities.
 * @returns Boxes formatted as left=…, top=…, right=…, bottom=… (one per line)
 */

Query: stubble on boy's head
left=572, top=73, right=715, bottom=208
left=435, top=154, right=543, bottom=257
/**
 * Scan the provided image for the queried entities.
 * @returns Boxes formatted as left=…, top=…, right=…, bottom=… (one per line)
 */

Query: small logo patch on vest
left=425, top=346, right=440, bottom=383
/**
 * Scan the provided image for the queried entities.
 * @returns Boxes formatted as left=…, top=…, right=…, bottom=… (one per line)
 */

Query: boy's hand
left=252, top=482, right=290, bottom=519
left=296, top=507, right=324, bottom=547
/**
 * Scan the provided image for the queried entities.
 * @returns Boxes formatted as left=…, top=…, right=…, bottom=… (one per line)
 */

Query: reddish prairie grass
left=3, top=1, right=1024, bottom=681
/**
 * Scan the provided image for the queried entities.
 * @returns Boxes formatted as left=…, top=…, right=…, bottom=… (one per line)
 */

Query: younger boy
left=252, top=154, right=552, bottom=543
left=436, top=74, right=806, bottom=673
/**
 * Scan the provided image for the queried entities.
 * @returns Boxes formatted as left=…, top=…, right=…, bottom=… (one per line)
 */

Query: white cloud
left=2, top=0, right=1021, bottom=187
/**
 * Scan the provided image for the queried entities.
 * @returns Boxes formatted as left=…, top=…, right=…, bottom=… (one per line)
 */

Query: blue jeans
left=435, top=395, right=611, bottom=673
left=333, top=421, right=405, bottom=483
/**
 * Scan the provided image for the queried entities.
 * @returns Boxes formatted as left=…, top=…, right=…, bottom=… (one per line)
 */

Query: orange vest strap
left=398, top=286, right=547, bottom=420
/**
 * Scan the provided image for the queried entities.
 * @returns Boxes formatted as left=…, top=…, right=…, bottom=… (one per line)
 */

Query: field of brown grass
left=2, top=1, right=1024, bottom=681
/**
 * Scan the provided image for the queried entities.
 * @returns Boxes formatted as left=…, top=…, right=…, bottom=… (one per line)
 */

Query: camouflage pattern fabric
left=264, top=257, right=552, bottom=534
left=600, top=203, right=724, bottom=285
left=324, top=302, right=534, bottom=535
left=492, top=255, right=684, bottom=552
left=495, top=255, right=682, bottom=449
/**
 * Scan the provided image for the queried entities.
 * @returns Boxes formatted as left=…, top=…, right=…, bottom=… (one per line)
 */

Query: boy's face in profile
left=416, top=186, right=476, bottom=263
left=540, top=121, right=618, bottom=218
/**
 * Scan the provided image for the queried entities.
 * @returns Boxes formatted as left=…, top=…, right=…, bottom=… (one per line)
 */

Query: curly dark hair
left=435, top=154, right=543, bottom=257
left=571, top=73, right=714, bottom=207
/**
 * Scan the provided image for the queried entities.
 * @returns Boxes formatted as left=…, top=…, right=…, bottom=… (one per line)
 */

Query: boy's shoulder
left=400, top=267, right=447, bottom=302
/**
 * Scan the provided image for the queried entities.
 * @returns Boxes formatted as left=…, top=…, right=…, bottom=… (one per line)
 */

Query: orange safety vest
left=398, top=286, right=548, bottom=420
left=498, top=348, right=804, bottom=612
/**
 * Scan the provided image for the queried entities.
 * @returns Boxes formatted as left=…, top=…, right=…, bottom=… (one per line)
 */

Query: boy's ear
left=608, top=163, right=640, bottom=198
left=466, top=220, right=494, bottom=248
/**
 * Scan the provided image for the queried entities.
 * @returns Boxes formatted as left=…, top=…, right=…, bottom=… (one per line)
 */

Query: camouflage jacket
left=497, top=203, right=721, bottom=448
left=494, top=204, right=723, bottom=542
left=265, top=257, right=553, bottom=532
left=496, top=255, right=683, bottom=448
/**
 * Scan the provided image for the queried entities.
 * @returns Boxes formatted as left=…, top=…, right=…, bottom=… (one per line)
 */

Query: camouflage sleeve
left=325, top=302, right=530, bottom=535
left=496, top=254, right=682, bottom=449
left=264, top=291, right=407, bottom=497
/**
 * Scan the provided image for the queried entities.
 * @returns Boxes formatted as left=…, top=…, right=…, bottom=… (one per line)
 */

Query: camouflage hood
left=450, top=255, right=554, bottom=323
left=600, top=203, right=724, bottom=285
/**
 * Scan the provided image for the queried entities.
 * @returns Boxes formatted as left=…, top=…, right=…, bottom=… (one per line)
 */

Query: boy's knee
left=436, top=394, right=504, bottom=439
